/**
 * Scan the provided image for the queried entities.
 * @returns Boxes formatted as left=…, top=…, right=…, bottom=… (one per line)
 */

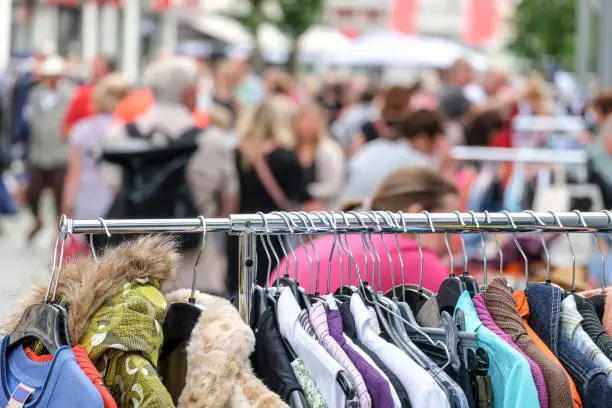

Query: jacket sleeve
left=309, top=139, right=345, bottom=204
left=63, top=86, right=89, bottom=135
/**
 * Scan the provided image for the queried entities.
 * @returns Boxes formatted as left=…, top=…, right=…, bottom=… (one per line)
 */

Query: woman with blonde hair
left=293, top=103, right=345, bottom=207
left=226, top=97, right=317, bottom=295
left=62, top=74, right=130, bottom=219
left=521, top=72, right=554, bottom=116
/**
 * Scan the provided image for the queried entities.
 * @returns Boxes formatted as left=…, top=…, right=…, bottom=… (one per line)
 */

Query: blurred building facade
left=0, top=0, right=516, bottom=81
left=323, top=0, right=515, bottom=48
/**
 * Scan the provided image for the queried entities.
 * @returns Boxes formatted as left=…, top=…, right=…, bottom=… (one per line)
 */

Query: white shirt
left=278, top=290, right=347, bottom=407
left=343, top=334, right=402, bottom=408
left=350, top=294, right=450, bottom=408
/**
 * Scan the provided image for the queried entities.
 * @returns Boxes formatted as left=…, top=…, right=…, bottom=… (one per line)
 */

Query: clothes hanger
left=162, top=216, right=206, bottom=356
left=259, top=215, right=310, bottom=408
left=438, top=212, right=467, bottom=315
left=469, top=211, right=488, bottom=291
left=586, top=209, right=612, bottom=309
left=379, top=211, right=419, bottom=325
left=401, top=211, right=434, bottom=316
left=454, top=211, right=480, bottom=297
left=348, top=213, right=455, bottom=377
left=501, top=210, right=528, bottom=291
left=9, top=218, right=71, bottom=355
left=548, top=210, right=577, bottom=296
left=298, top=210, right=326, bottom=302
left=333, top=212, right=358, bottom=300
left=523, top=210, right=562, bottom=291
left=270, top=212, right=311, bottom=310
left=484, top=210, right=504, bottom=280
left=572, top=210, right=597, bottom=298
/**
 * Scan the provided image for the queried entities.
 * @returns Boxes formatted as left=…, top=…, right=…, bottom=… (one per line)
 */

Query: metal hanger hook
left=549, top=210, right=576, bottom=292
left=485, top=210, right=503, bottom=277
left=501, top=210, right=529, bottom=283
left=524, top=210, right=551, bottom=284
left=575, top=209, right=606, bottom=294
left=469, top=211, right=487, bottom=289
left=256, top=212, right=274, bottom=289
left=452, top=211, right=469, bottom=272
left=46, top=215, right=71, bottom=303
left=190, top=216, right=207, bottom=301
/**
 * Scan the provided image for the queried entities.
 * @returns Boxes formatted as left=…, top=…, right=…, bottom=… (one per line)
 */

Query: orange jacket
left=513, top=290, right=583, bottom=408
left=113, top=88, right=209, bottom=128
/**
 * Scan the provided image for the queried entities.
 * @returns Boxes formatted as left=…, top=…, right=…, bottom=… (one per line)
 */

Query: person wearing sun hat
left=23, top=54, right=76, bottom=241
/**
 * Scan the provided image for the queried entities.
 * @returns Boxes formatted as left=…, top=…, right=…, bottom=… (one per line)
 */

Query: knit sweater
left=472, top=293, right=548, bottom=408
left=486, top=278, right=574, bottom=408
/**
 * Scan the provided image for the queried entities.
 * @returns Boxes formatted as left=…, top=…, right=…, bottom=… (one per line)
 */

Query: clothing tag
left=6, top=383, right=34, bottom=408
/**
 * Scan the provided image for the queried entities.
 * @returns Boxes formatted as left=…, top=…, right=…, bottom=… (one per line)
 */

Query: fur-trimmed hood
left=165, top=290, right=289, bottom=408
left=1, top=235, right=178, bottom=344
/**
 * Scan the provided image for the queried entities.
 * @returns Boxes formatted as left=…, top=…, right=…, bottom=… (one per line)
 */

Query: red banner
left=390, top=0, right=418, bottom=35
left=464, top=0, right=500, bottom=46
left=152, top=0, right=172, bottom=10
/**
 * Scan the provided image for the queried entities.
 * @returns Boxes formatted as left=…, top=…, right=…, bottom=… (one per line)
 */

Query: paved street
left=0, top=196, right=57, bottom=322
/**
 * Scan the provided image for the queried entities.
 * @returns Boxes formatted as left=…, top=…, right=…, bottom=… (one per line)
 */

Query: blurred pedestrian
left=225, top=97, right=318, bottom=295
left=587, top=91, right=612, bottom=209
left=350, top=85, right=411, bottom=155
left=212, top=60, right=241, bottom=124
left=62, top=74, right=130, bottom=220
left=293, top=104, right=345, bottom=208
left=439, top=58, right=474, bottom=122
left=8, top=48, right=50, bottom=158
left=62, top=54, right=116, bottom=137
left=331, top=85, right=377, bottom=152
left=104, top=56, right=238, bottom=295
left=112, top=59, right=210, bottom=128
left=24, top=55, right=75, bottom=241
left=341, top=109, right=448, bottom=203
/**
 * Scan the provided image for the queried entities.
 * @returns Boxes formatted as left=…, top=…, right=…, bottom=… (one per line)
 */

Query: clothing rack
left=451, top=146, right=587, bottom=164
left=62, top=211, right=612, bottom=323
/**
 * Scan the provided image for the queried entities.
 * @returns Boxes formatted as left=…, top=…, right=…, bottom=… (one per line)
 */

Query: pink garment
left=271, top=234, right=448, bottom=294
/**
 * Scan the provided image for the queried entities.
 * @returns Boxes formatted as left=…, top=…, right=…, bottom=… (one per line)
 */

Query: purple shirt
left=473, top=293, right=549, bottom=408
left=327, top=309, right=394, bottom=408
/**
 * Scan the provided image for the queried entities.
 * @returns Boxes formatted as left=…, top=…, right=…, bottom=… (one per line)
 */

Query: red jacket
left=63, top=84, right=95, bottom=136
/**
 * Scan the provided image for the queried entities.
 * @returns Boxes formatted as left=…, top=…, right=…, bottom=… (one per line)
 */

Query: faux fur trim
left=1, top=236, right=178, bottom=344
left=166, top=289, right=288, bottom=408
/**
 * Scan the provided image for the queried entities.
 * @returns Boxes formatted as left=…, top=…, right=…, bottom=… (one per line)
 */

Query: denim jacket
left=526, top=283, right=612, bottom=408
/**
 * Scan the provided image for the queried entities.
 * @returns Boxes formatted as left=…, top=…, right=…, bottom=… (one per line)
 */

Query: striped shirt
left=310, top=302, right=372, bottom=408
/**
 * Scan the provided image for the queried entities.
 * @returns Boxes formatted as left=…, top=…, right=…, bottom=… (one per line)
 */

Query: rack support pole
left=238, top=231, right=257, bottom=324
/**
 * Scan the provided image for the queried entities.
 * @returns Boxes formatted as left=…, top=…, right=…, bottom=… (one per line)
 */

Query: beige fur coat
left=1, top=236, right=287, bottom=408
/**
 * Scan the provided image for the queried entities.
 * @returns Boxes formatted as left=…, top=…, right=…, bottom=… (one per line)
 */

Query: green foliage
left=276, top=0, right=324, bottom=39
left=233, top=0, right=324, bottom=72
left=509, top=0, right=576, bottom=69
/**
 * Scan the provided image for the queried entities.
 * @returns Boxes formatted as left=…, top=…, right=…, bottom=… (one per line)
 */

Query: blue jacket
left=526, top=283, right=612, bottom=408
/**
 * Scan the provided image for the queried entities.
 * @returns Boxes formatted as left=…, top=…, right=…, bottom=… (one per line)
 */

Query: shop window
left=58, top=6, right=81, bottom=56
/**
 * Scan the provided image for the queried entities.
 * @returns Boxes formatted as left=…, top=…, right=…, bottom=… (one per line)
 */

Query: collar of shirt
left=561, top=295, right=586, bottom=337
left=277, top=289, right=347, bottom=407
left=576, top=296, right=612, bottom=350
left=350, top=294, right=451, bottom=408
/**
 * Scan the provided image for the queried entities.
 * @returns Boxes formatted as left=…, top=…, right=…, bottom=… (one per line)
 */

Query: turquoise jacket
left=456, top=291, right=540, bottom=408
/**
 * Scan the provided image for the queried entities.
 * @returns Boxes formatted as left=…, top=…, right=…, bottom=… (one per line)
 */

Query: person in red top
left=62, top=55, right=116, bottom=138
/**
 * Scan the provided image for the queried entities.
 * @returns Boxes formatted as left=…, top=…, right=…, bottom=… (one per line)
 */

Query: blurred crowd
left=2, top=49, right=612, bottom=296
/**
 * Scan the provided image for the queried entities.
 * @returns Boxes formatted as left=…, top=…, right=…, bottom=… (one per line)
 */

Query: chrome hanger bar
left=66, top=211, right=612, bottom=236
